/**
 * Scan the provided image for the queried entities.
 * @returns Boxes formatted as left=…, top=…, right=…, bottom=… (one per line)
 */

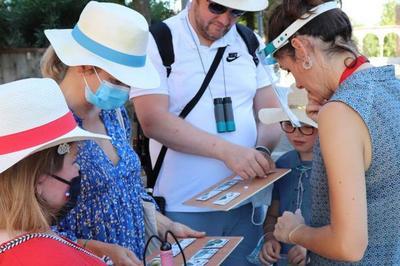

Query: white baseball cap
left=259, top=87, right=318, bottom=128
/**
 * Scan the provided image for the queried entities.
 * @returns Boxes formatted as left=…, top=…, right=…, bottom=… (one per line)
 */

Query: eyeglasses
left=207, top=0, right=245, bottom=18
left=280, top=121, right=315, bottom=136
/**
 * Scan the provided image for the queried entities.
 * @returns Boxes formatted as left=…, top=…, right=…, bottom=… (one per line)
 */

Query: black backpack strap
left=150, top=22, right=174, bottom=77
left=236, top=24, right=260, bottom=66
left=147, top=46, right=227, bottom=189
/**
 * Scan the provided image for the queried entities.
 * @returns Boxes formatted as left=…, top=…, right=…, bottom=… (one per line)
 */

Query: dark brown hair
left=267, top=0, right=358, bottom=59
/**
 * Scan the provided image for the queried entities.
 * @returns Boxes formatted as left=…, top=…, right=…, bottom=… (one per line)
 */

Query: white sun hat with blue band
left=259, top=1, right=339, bottom=65
left=44, top=1, right=160, bottom=88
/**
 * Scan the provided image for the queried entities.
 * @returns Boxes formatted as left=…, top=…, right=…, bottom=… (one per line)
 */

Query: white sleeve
left=129, top=34, right=170, bottom=98
left=255, top=33, right=279, bottom=89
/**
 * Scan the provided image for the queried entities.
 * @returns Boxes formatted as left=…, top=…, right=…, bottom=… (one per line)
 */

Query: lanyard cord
left=185, top=16, right=227, bottom=98
left=295, top=164, right=311, bottom=210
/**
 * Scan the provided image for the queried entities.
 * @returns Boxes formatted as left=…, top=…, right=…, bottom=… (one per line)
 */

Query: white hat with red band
left=0, top=78, right=110, bottom=173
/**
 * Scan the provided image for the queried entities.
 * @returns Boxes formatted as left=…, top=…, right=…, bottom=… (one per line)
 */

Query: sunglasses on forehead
left=207, top=0, right=246, bottom=18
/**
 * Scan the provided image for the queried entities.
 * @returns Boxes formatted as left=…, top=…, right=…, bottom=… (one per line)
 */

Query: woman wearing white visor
left=41, top=1, right=204, bottom=265
left=263, top=0, right=400, bottom=265
left=0, top=78, right=110, bottom=265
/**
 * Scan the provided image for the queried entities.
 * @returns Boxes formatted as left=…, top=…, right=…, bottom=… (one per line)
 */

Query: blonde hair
left=0, top=146, right=64, bottom=236
left=40, top=46, right=68, bottom=83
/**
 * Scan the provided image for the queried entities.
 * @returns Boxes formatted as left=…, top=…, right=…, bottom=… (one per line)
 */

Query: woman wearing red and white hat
left=0, top=78, right=110, bottom=265
left=40, top=1, right=204, bottom=265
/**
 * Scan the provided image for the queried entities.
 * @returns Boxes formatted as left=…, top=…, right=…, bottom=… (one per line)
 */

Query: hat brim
left=0, top=126, right=110, bottom=174
left=212, top=0, right=268, bottom=11
left=45, top=29, right=160, bottom=88
left=258, top=108, right=318, bottom=128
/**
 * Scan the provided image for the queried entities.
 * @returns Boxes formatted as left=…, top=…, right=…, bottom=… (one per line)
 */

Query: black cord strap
left=148, top=46, right=227, bottom=189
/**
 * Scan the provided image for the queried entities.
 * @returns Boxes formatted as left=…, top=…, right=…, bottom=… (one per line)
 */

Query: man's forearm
left=142, top=111, right=231, bottom=161
left=256, top=122, right=281, bottom=151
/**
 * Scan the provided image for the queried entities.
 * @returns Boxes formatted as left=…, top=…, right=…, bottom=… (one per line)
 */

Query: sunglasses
left=280, top=121, right=316, bottom=136
left=49, top=173, right=81, bottom=197
left=207, top=0, right=246, bottom=18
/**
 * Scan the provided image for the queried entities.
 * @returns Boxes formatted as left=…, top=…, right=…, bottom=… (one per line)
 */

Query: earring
left=302, top=56, right=312, bottom=70
left=57, top=143, right=70, bottom=155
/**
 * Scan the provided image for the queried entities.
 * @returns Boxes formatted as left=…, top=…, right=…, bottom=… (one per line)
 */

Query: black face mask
left=48, top=173, right=81, bottom=222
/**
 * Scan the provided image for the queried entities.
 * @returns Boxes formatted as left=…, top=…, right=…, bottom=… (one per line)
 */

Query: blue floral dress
left=57, top=107, right=153, bottom=259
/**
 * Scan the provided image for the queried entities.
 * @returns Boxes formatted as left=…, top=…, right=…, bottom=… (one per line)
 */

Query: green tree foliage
left=0, top=0, right=174, bottom=48
left=149, top=0, right=175, bottom=24
left=3, top=0, right=92, bottom=48
left=363, top=34, right=380, bottom=57
left=380, top=0, right=399, bottom=56
left=381, top=0, right=397, bottom=25
left=384, top=33, right=399, bottom=56
left=0, top=1, right=8, bottom=47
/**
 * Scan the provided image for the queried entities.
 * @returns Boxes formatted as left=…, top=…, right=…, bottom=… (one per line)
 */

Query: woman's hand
left=259, top=234, right=281, bottom=265
left=82, top=239, right=141, bottom=266
left=274, top=209, right=305, bottom=244
left=306, top=96, right=326, bottom=123
left=288, top=245, right=307, bottom=265
left=217, top=143, right=274, bottom=180
left=103, top=243, right=141, bottom=266
left=167, top=221, right=206, bottom=239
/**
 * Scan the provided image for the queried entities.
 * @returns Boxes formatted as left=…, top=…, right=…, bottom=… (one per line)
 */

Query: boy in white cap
left=256, top=88, right=318, bottom=266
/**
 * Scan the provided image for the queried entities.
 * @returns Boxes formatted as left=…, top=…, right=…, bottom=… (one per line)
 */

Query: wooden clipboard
left=146, top=236, right=243, bottom=266
left=184, top=168, right=291, bottom=211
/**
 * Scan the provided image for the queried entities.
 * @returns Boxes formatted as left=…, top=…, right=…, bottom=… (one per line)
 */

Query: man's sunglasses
left=207, top=0, right=246, bottom=18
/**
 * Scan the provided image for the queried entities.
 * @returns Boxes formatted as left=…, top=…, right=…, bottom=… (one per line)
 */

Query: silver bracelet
left=255, top=145, right=272, bottom=157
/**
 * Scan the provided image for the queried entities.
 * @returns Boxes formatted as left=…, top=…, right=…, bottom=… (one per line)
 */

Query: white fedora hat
left=44, top=1, right=160, bottom=88
left=259, top=87, right=318, bottom=128
left=212, top=0, right=268, bottom=11
left=0, top=78, right=110, bottom=174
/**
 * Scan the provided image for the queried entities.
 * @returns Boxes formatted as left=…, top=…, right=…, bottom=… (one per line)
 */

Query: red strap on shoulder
left=339, top=56, right=368, bottom=85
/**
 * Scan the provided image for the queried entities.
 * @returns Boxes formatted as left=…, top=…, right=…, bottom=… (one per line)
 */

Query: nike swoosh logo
left=226, top=56, right=240, bottom=62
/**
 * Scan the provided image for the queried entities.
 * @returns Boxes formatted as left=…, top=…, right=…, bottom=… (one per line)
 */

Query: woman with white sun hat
left=0, top=78, right=110, bottom=265
left=41, top=1, right=204, bottom=265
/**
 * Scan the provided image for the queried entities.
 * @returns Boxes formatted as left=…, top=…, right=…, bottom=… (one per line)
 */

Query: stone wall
left=0, top=48, right=45, bottom=84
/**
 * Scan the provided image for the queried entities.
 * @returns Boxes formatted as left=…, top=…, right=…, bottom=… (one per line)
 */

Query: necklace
left=185, top=15, right=228, bottom=98
left=185, top=15, right=235, bottom=133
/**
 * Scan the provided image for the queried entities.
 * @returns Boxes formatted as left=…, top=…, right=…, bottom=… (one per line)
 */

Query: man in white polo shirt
left=131, top=0, right=280, bottom=264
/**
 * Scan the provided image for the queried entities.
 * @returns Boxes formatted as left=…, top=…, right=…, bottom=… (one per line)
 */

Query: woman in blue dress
left=40, top=2, right=204, bottom=265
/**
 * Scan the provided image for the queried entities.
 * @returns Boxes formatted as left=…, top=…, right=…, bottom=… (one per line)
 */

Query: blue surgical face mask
left=83, top=68, right=129, bottom=110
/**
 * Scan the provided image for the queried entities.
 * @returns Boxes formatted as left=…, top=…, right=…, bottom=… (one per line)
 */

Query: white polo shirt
left=130, top=8, right=275, bottom=212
